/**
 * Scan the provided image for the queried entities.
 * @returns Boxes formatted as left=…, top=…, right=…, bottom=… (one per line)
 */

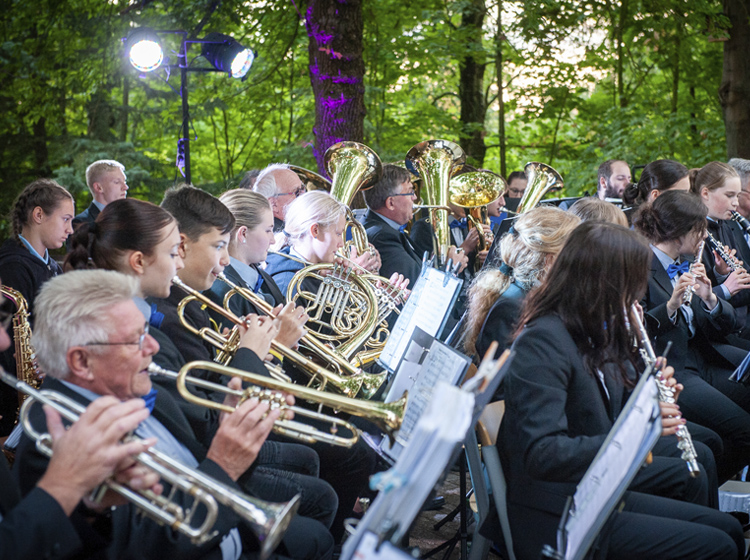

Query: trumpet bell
left=256, top=494, right=301, bottom=560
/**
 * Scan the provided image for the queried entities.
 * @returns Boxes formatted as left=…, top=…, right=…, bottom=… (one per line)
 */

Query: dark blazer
left=71, top=202, right=100, bottom=231
left=475, top=282, right=528, bottom=359
left=0, top=455, right=81, bottom=560
left=363, top=210, right=423, bottom=286
left=642, top=252, right=744, bottom=373
left=13, top=377, right=244, bottom=560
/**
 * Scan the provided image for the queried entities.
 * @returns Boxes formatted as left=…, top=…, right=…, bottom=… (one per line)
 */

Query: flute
left=683, top=239, right=705, bottom=306
left=629, top=304, right=701, bottom=477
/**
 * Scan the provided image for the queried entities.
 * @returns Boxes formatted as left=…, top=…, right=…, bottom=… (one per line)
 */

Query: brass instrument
left=405, top=140, right=466, bottom=264
left=148, top=363, right=361, bottom=448
left=173, top=277, right=381, bottom=399
left=1, top=370, right=299, bottom=559
left=288, top=165, right=331, bottom=192
left=149, top=361, right=406, bottom=445
left=325, top=141, right=383, bottom=257
left=683, top=239, right=705, bottom=306
left=449, top=170, right=507, bottom=255
left=215, top=272, right=385, bottom=396
left=628, top=305, right=701, bottom=477
left=516, top=162, right=563, bottom=214
left=1, top=286, right=41, bottom=407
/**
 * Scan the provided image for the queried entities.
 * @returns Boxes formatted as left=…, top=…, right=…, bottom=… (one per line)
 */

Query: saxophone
left=1, top=286, right=41, bottom=406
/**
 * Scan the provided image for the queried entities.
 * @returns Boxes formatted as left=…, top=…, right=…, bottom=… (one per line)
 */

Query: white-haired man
left=14, top=269, right=331, bottom=560
left=72, top=160, right=129, bottom=230
left=253, top=164, right=306, bottom=233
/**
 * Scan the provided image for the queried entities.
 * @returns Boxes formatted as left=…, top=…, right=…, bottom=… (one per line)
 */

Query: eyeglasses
left=84, top=324, right=150, bottom=351
left=273, top=185, right=306, bottom=199
left=390, top=189, right=417, bottom=198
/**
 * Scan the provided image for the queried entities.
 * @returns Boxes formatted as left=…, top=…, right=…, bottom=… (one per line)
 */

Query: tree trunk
left=496, top=0, right=506, bottom=177
left=305, top=0, right=366, bottom=175
left=616, top=0, right=628, bottom=108
left=720, top=0, right=750, bottom=159
left=32, top=117, right=50, bottom=176
left=458, top=0, right=487, bottom=167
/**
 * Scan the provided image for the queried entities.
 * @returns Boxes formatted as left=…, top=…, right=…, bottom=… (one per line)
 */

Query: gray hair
left=728, top=158, right=750, bottom=189
left=32, top=270, right=139, bottom=379
left=85, top=160, right=126, bottom=193
left=253, top=163, right=292, bottom=199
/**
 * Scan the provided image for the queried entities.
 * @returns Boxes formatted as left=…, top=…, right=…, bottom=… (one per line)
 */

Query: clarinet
left=629, top=304, right=701, bottom=477
left=705, top=231, right=740, bottom=272
left=731, top=210, right=750, bottom=236
left=682, top=239, right=705, bottom=306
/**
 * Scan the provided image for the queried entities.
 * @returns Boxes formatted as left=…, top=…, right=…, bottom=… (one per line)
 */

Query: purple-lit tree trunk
left=306, top=0, right=365, bottom=175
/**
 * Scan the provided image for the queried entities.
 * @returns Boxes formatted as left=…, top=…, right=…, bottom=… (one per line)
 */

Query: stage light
left=125, top=28, right=164, bottom=72
left=201, top=32, right=254, bottom=79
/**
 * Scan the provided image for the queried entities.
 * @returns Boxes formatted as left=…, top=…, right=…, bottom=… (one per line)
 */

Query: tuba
left=1, top=286, right=41, bottom=406
left=288, top=165, right=331, bottom=192
left=325, top=141, right=382, bottom=256
left=405, top=140, right=466, bottom=264
left=1, top=370, right=299, bottom=560
left=515, top=162, right=563, bottom=214
left=449, top=170, right=507, bottom=254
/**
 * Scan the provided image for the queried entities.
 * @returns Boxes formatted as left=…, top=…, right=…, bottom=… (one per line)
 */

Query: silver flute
left=683, top=239, right=705, bottom=306
left=629, top=305, right=701, bottom=477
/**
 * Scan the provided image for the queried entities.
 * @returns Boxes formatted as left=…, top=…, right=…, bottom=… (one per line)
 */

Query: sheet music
left=351, top=532, right=415, bottom=560
left=378, top=267, right=462, bottom=371
left=559, top=375, right=661, bottom=560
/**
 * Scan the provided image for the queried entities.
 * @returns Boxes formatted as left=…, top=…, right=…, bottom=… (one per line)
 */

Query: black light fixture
left=201, top=32, right=254, bottom=80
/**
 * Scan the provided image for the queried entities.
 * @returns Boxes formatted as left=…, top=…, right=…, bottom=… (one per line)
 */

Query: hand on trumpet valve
left=723, top=269, right=750, bottom=296
left=234, top=314, right=279, bottom=360
left=273, top=302, right=308, bottom=349
left=209, top=396, right=280, bottom=481
left=38, top=396, right=160, bottom=515
left=461, top=228, right=481, bottom=253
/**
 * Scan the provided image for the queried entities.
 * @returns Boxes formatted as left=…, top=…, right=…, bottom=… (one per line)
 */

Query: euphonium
left=628, top=305, right=701, bottom=477
left=516, top=162, right=563, bottom=214
left=325, top=141, right=383, bottom=256
left=1, top=286, right=41, bottom=406
left=449, top=171, right=507, bottom=253
left=1, top=370, right=299, bottom=560
left=405, top=140, right=466, bottom=264
left=215, top=272, right=385, bottom=398
left=147, top=363, right=361, bottom=448
left=172, top=277, right=381, bottom=399
left=148, top=360, right=405, bottom=445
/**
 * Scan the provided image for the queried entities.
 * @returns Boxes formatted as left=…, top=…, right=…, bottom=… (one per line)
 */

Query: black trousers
left=675, top=367, right=750, bottom=482
left=508, top=491, right=743, bottom=560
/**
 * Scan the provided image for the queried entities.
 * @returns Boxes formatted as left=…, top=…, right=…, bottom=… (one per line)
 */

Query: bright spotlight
left=125, top=28, right=164, bottom=72
left=202, top=32, right=254, bottom=80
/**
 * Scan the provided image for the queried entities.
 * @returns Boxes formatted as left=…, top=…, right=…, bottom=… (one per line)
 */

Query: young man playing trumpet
left=13, top=269, right=333, bottom=560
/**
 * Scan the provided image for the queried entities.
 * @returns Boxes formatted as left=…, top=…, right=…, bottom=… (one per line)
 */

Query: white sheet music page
left=562, top=376, right=661, bottom=560
left=378, top=267, right=462, bottom=371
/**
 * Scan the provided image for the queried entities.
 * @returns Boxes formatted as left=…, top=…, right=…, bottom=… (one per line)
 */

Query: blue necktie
left=667, top=261, right=690, bottom=279
left=399, top=224, right=407, bottom=233
left=450, top=218, right=468, bottom=230
left=142, top=387, right=158, bottom=413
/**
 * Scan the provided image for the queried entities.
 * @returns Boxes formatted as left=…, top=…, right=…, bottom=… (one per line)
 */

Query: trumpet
left=217, top=272, right=387, bottom=395
left=147, top=363, right=361, bottom=448
left=172, top=277, right=384, bottom=399
left=628, top=305, right=701, bottom=477
left=0, top=370, right=299, bottom=560
left=148, top=361, right=406, bottom=445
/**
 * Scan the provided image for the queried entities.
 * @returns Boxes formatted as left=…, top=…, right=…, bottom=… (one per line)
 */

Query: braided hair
left=10, top=179, right=74, bottom=242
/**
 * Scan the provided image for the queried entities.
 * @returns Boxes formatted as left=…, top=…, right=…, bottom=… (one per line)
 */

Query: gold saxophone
left=1, top=286, right=41, bottom=406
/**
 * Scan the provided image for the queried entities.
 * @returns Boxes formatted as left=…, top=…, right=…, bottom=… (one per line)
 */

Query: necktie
left=142, top=387, right=158, bottom=413
left=399, top=224, right=407, bottom=233
left=667, top=261, right=690, bottom=279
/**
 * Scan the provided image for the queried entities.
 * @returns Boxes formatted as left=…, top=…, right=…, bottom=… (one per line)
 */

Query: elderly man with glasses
left=252, top=164, right=307, bottom=233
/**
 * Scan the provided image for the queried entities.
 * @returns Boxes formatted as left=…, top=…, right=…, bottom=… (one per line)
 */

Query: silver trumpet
left=0, top=370, right=299, bottom=560
left=628, top=305, right=701, bottom=477
left=147, top=362, right=363, bottom=448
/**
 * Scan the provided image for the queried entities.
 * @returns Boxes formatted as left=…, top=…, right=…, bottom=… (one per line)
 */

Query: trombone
left=217, top=271, right=386, bottom=394
left=147, top=363, right=361, bottom=448
left=148, top=361, right=406, bottom=446
left=0, top=370, right=299, bottom=560
left=172, top=277, right=384, bottom=399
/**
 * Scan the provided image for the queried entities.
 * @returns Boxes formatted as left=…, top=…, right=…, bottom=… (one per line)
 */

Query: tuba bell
left=449, top=170, right=507, bottom=254
left=516, top=162, right=563, bottom=214
left=405, top=140, right=466, bottom=265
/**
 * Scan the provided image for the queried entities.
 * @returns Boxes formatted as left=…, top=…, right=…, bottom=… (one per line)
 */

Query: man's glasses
left=390, top=189, right=417, bottom=198
left=84, top=324, right=150, bottom=351
left=273, top=185, right=306, bottom=199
